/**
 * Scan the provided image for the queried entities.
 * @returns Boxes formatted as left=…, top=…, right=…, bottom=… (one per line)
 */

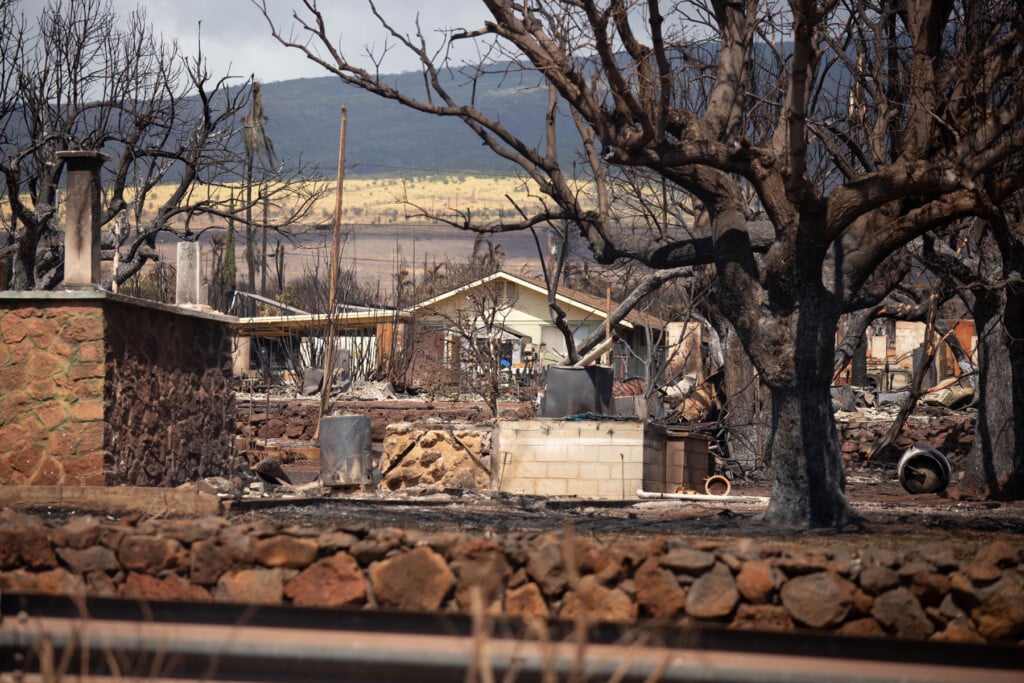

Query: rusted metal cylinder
left=319, top=414, right=371, bottom=486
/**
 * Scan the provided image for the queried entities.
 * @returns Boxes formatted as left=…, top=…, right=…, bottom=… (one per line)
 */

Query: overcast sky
left=27, top=0, right=490, bottom=84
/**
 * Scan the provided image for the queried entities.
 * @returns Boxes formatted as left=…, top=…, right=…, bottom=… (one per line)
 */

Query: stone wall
left=1, top=508, right=1020, bottom=645
left=0, top=300, right=105, bottom=485
left=380, top=423, right=492, bottom=491
left=837, top=413, right=975, bottom=466
left=103, top=298, right=235, bottom=485
left=0, top=291, right=234, bottom=487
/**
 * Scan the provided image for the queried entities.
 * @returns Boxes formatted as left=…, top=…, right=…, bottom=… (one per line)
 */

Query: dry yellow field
left=132, top=173, right=573, bottom=229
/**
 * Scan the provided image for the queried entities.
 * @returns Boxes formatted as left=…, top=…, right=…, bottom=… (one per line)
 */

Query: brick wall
left=0, top=291, right=234, bottom=487
left=495, top=419, right=666, bottom=498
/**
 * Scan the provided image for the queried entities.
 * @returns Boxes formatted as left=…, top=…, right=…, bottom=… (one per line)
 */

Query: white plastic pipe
left=636, top=489, right=770, bottom=504
left=572, top=335, right=617, bottom=367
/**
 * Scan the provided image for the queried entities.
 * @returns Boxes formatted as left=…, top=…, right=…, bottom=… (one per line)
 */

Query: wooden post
left=317, top=105, right=347, bottom=440
left=605, top=287, right=612, bottom=364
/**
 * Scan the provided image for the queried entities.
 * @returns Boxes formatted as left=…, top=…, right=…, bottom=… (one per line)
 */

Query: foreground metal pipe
left=4, top=615, right=1019, bottom=683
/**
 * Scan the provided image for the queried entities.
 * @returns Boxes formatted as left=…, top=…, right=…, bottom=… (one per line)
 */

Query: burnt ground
left=227, top=462, right=1024, bottom=551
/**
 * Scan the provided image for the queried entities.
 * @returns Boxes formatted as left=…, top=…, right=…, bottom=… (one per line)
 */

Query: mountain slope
left=260, top=70, right=583, bottom=176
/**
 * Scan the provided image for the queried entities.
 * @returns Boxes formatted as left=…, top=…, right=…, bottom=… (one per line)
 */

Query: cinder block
left=534, top=478, right=568, bottom=496
left=546, top=461, right=579, bottom=479
left=568, top=479, right=601, bottom=498
left=514, top=460, right=548, bottom=479
left=597, top=479, right=628, bottom=498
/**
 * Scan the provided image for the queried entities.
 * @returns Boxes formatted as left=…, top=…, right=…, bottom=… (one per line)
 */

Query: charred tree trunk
left=960, top=273, right=1024, bottom=499
left=758, top=295, right=856, bottom=527
left=723, top=327, right=769, bottom=477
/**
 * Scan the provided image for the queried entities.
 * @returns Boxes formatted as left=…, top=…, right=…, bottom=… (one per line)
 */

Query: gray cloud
left=28, top=0, right=491, bottom=84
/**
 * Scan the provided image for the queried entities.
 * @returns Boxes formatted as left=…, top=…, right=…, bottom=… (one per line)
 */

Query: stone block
left=285, top=552, right=367, bottom=607
left=215, top=567, right=284, bottom=605
left=1, top=313, right=27, bottom=343
left=28, top=456, right=64, bottom=485
left=370, top=547, right=454, bottom=611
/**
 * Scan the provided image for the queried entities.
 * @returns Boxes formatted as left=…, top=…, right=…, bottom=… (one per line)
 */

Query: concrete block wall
left=496, top=419, right=666, bottom=499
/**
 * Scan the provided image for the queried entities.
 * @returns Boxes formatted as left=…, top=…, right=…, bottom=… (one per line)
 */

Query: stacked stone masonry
left=0, top=509, right=1021, bottom=645
left=0, top=293, right=234, bottom=487
left=381, top=423, right=492, bottom=491
left=0, top=304, right=106, bottom=485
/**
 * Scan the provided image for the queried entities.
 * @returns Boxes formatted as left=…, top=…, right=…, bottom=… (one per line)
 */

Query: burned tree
left=0, top=0, right=322, bottom=291
left=922, top=205, right=1024, bottom=499
left=261, top=0, right=1024, bottom=526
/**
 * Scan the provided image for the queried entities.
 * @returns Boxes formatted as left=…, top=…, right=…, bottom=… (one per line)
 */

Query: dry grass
left=123, top=174, right=587, bottom=230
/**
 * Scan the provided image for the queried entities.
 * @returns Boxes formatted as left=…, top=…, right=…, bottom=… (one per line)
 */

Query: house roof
left=234, top=308, right=410, bottom=338
left=410, top=270, right=666, bottom=330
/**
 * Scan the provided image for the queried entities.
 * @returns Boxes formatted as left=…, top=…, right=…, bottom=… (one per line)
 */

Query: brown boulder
left=370, top=547, right=454, bottom=611
left=254, top=535, right=319, bottom=568
left=215, top=568, right=284, bottom=604
left=118, top=535, right=182, bottom=574
left=285, top=552, right=367, bottom=607
left=0, top=516, right=57, bottom=569
left=730, top=603, right=795, bottom=632
left=661, top=548, right=715, bottom=575
left=735, top=560, right=782, bottom=604
left=635, top=557, right=687, bottom=618
left=504, top=582, right=550, bottom=618
left=54, top=515, right=104, bottom=549
left=781, top=572, right=854, bottom=628
left=970, top=571, right=1024, bottom=641
left=858, top=564, right=900, bottom=595
left=122, top=572, right=212, bottom=601
left=871, top=587, right=935, bottom=639
left=450, top=539, right=511, bottom=609
left=32, top=568, right=86, bottom=596
left=686, top=562, right=739, bottom=619
left=909, top=571, right=951, bottom=606
left=974, top=540, right=1020, bottom=568
left=560, top=575, right=637, bottom=623
left=190, top=538, right=240, bottom=586
left=837, top=618, right=885, bottom=638
left=525, top=540, right=568, bottom=597
left=57, top=546, right=118, bottom=574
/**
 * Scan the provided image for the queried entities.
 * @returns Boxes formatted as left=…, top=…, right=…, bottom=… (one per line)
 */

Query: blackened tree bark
left=722, top=327, right=769, bottom=476
left=958, top=222, right=1024, bottom=499
left=260, top=0, right=1024, bottom=526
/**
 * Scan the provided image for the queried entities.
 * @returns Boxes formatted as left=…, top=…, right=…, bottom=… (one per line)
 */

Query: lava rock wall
left=1, top=509, right=1021, bottom=645
left=104, top=299, right=234, bottom=485
left=0, top=293, right=234, bottom=486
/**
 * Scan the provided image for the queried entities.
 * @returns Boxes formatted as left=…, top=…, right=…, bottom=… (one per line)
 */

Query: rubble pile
left=1, top=509, right=1021, bottom=645
left=235, top=399, right=533, bottom=443
left=837, top=413, right=975, bottom=466
left=380, top=423, right=492, bottom=492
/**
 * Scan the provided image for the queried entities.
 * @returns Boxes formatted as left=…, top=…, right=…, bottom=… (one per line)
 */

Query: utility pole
left=317, top=105, right=348, bottom=440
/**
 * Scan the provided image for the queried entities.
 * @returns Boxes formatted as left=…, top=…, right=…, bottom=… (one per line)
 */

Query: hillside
left=260, top=69, right=583, bottom=176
